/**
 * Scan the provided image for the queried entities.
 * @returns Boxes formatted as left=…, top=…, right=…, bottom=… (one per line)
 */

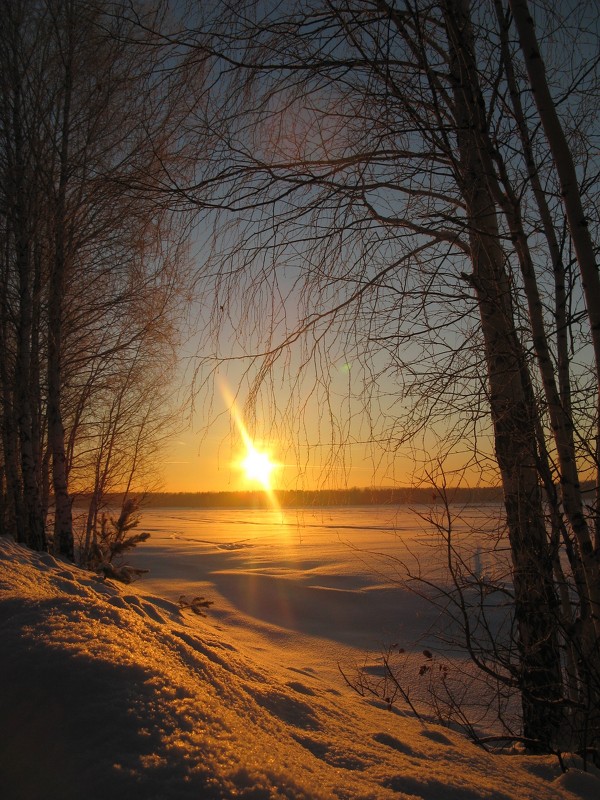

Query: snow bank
left=0, top=536, right=596, bottom=799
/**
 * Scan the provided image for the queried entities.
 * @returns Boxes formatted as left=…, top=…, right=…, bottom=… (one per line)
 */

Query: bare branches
left=173, top=0, right=600, bottom=758
left=0, top=1, right=193, bottom=557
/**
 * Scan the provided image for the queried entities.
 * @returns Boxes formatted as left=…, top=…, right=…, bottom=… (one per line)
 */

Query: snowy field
left=1, top=505, right=598, bottom=799
left=133, top=506, right=508, bottom=680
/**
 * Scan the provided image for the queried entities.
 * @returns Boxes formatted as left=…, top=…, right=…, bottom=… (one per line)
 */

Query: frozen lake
left=132, top=504, right=508, bottom=684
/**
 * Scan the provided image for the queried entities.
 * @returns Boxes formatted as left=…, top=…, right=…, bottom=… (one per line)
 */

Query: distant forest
left=133, top=486, right=505, bottom=509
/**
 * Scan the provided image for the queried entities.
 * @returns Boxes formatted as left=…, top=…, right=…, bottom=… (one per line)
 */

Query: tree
left=0, top=0, right=51, bottom=551
left=0, top=0, right=191, bottom=558
left=179, top=0, right=599, bottom=754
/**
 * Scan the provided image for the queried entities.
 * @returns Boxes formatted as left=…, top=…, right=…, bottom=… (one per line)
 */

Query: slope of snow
left=0, top=533, right=597, bottom=800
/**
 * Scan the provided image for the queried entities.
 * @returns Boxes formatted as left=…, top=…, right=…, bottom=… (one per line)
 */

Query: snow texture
left=0, top=512, right=598, bottom=799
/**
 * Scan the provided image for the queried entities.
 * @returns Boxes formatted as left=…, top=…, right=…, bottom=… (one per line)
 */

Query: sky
left=158, top=339, right=389, bottom=492
left=159, top=373, right=494, bottom=494
left=158, top=327, right=495, bottom=494
left=160, top=408, right=396, bottom=493
left=147, top=0, right=594, bottom=496
left=158, top=389, right=486, bottom=494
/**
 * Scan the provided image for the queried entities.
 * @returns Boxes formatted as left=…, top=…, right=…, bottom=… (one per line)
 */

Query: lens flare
left=240, top=447, right=276, bottom=490
left=219, top=379, right=280, bottom=505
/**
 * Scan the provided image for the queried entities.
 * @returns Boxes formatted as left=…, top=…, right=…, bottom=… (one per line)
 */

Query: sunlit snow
left=1, top=506, right=598, bottom=799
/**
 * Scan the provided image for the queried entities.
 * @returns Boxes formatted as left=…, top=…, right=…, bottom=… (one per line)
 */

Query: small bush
left=90, top=498, right=149, bottom=583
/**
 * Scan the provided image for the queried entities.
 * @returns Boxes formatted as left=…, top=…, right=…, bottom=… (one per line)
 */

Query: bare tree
left=0, top=0, right=51, bottom=550
left=0, top=0, right=192, bottom=557
left=176, top=0, right=599, bottom=754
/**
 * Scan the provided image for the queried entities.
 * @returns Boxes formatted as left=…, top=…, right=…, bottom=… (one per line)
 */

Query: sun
left=218, top=378, right=281, bottom=501
left=240, top=446, right=277, bottom=490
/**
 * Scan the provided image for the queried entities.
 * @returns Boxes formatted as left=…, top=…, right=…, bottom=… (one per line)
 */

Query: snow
left=1, top=506, right=598, bottom=799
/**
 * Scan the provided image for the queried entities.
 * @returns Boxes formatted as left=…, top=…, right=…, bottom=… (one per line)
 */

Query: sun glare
left=241, top=447, right=276, bottom=490
left=219, top=379, right=281, bottom=504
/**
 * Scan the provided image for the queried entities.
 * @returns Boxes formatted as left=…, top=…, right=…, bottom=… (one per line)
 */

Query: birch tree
left=181, top=0, right=599, bottom=753
left=0, top=0, right=191, bottom=557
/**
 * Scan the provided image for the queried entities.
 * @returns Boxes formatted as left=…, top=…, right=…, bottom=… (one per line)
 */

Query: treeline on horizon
left=97, top=486, right=506, bottom=509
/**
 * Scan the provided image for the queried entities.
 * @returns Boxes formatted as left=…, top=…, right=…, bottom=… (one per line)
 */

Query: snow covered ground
left=1, top=506, right=599, bottom=799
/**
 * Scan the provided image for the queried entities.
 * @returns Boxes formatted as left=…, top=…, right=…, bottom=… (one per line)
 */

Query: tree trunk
left=12, top=110, right=46, bottom=551
left=48, top=11, right=74, bottom=560
left=0, top=304, right=21, bottom=540
left=444, top=0, right=563, bottom=746
left=15, top=236, right=46, bottom=552
left=508, top=0, right=600, bottom=544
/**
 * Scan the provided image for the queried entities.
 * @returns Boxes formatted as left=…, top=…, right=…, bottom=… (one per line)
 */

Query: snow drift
left=0, top=535, right=597, bottom=799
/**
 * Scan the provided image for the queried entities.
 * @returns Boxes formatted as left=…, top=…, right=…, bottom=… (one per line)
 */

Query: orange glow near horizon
left=219, top=379, right=281, bottom=506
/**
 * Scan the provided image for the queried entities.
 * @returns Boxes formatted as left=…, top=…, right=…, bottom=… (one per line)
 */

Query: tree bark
left=444, top=0, right=563, bottom=746
left=47, top=4, right=75, bottom=560
left=508, top=0, right=600, bottom=545
left=8, top=29, right=46, bottom=551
